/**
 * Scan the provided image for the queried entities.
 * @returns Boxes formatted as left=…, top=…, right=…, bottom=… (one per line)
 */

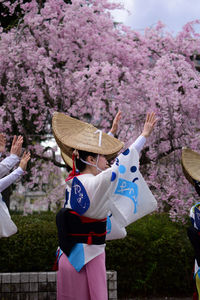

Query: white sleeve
left=107, top=131, right=114, bottom=137
left=132, top=135, right=146, bottom=154
left=0, top=196, right=17, bottom=238
left=84, top=136, right=145, bottom=203
left=80, top=136, right=146, bottom=219
left=0, top=167, right=24, bottom=193
left=0, top=154, right=20, bottom=179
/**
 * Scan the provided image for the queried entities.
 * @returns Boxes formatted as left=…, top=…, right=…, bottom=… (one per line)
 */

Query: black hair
left=194, top=180, right=200, bottom=197
left=76, top=150, right=98, bottom=172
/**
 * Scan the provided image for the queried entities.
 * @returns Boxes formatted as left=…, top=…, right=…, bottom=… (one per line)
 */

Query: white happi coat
left=63, top=136, right=157, bottom=271
left=0, top=154, right=24, bottom=238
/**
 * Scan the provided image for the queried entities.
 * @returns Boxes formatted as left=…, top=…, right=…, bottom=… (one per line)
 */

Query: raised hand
left=19, top=151, right=31, bottom=171
left=141, top=112, right=157, bottom=138
left=0, top=133, right=6, bottom=153
left=10, top=136, right=23, bottom=157
left=110, top=110, right=122, bottom=136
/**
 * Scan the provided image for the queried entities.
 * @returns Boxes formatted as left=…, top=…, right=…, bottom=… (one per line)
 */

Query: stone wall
left=0, top=270, right=117, bottom=300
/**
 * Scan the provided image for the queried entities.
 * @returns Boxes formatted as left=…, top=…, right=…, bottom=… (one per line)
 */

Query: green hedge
left=0, top=212, right=58, bottom=272
left=106, top=214, right=194, bottom=298
left=0, top=212, right=195, bottom=297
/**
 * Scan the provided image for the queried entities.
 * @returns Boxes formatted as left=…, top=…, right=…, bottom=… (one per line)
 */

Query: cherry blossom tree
left=1, top=0, right=200, bottom=220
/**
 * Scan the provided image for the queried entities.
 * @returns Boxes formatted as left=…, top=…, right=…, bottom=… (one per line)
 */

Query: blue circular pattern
left=130, top=166, right=137, bottom=173
left=119, top=165, right=126, bottom=174
left=122, top=148, right=130, bottom=156
left=111, top=172, right=117, bottom=181
left=115, top=158, right=119, bottom=166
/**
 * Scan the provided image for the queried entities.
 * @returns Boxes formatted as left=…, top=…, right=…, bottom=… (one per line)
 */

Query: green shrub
left=0, top=211, right=58, bottom=272
left=106, top=213, right=194, bottom=297
left=0, top=212, right=195, bottom=297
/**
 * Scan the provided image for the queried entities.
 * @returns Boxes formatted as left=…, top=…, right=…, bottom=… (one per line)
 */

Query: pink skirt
left=57, top=251, right=108, bottom=300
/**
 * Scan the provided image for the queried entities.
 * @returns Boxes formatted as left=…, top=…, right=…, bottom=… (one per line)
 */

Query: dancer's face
left=96, top=155, right=109, bottom=172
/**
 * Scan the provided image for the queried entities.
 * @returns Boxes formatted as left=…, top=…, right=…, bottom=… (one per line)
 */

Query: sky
left=112, top=0, right=200, bottom=34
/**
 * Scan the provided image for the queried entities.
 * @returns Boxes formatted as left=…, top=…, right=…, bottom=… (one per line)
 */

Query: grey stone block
left=38, top=291, right=48, bottom=300
left=11, top=273, right=20, bottom=283
left=20, top=282, right=30, bottom=292
left=10, top=282, right=20, bottom=292
left=0, top=293, right=11, bottom=300
left=108, top=289, right=117, bottom=299
left=30, top=282, right=38, bottom=292
left=38, top=272, right=46, bottom=282
left=20, top=272, right=30, bottom=283
left=38, top=282, right=48, bottom=292
left=47, top=282, right=56, bottom=292
left=29, top=292, right=39, bottom=300
left=107, top=270, right=117, bottom=281
left=19, top=293, right=30, bottom=300
left=2, top=283, right=11, bottom=293
left=2, top=273, right=11, bottom=283
left=47, top=272, right=56, bottom=282
left=10, top=294, right=19, bottom=300
left=29, top=272, right=38, bottom=283
left=47, top=291, right=57, bottom=300
left=108, top=280, right=117, bottom=290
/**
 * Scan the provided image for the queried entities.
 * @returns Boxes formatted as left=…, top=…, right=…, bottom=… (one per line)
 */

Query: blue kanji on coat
left=114, top=178, right=138, bottom=213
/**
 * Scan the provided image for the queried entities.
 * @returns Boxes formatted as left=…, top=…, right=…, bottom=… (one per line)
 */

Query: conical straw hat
left=181, top=147, right=200, bottom=184
left=52, top=112, right=124, bottom=161
left=61, top=150, right=73, bottom=169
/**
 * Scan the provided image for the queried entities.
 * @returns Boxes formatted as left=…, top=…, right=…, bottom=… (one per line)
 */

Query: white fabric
left=66, top=135, right=157, bottom=270
left=109, top=144, right=157, bottom=227
left=0, top=154, right=19, bottom=179
left=0, top=196, right=17, bottom=237
left=107, top=131, right=113, bottom=137
left=0, top=167, right=24, bottom=193
left=0, top=166, right=24, bottom=238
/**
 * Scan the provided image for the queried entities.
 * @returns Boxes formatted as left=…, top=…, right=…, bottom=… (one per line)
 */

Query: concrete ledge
left=0, top=270, right=117, bottom=300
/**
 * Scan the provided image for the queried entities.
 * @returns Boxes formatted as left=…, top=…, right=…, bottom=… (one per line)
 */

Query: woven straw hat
left=181, top=147, right=200, bottom=185
left=61, top=150, right=73, bottom=169
left=52, top=112, right=124, bottom=162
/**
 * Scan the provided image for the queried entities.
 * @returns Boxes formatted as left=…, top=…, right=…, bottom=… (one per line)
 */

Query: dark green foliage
left=0, top=211, right=58, bottom=272
left=106, top=213, right=194, bottom=298
left=0, top=212, right=195, bottom=297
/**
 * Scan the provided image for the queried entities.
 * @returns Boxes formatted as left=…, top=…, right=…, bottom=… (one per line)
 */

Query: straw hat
left=61, top=150, right=73, bottom=169
left=52, top=112, right=124, bottom=162
left=181, top=147, right=200, bottom=185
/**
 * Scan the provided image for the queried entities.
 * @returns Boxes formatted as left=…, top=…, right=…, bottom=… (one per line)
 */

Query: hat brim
left=52, top=112, right=124, bottom=160
left=61, top=151, right=73, bottom=169
left=181, top=147, right=200, bottom=184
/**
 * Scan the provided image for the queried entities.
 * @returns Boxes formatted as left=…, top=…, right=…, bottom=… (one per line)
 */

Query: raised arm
left=0, top=136, right=23, bottom=179
left=132, top=112, right=157, bottom=154
left=0, top=133, right=6, bottom=155
left=0, top=151, right=30, bottom=193
left=109, top=111, right=121, bottom=136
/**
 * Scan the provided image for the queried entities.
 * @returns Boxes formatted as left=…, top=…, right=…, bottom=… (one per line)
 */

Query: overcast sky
left=112, top=0, right=200, bottom=34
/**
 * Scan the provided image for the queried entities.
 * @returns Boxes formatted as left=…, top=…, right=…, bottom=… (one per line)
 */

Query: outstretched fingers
left=19, top=151, right=31, bottom=171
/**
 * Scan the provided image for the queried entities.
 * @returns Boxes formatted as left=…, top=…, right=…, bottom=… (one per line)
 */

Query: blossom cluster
left=1, top=0, right=200, bottom=221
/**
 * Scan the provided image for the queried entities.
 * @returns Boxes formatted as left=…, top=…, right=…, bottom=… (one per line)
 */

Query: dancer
left=0, top=134, right=31, bottom=238
left=182, top=148, right=200, bottom=300
left=52, top=112, right=157, bottom=300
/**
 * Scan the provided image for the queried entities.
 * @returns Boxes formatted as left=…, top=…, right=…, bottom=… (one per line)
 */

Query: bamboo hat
left=52, top=112, right=124, bottom=163
left=61, top=150, right=73, bottom=169
left=181, top=147, right=200, bottom=185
